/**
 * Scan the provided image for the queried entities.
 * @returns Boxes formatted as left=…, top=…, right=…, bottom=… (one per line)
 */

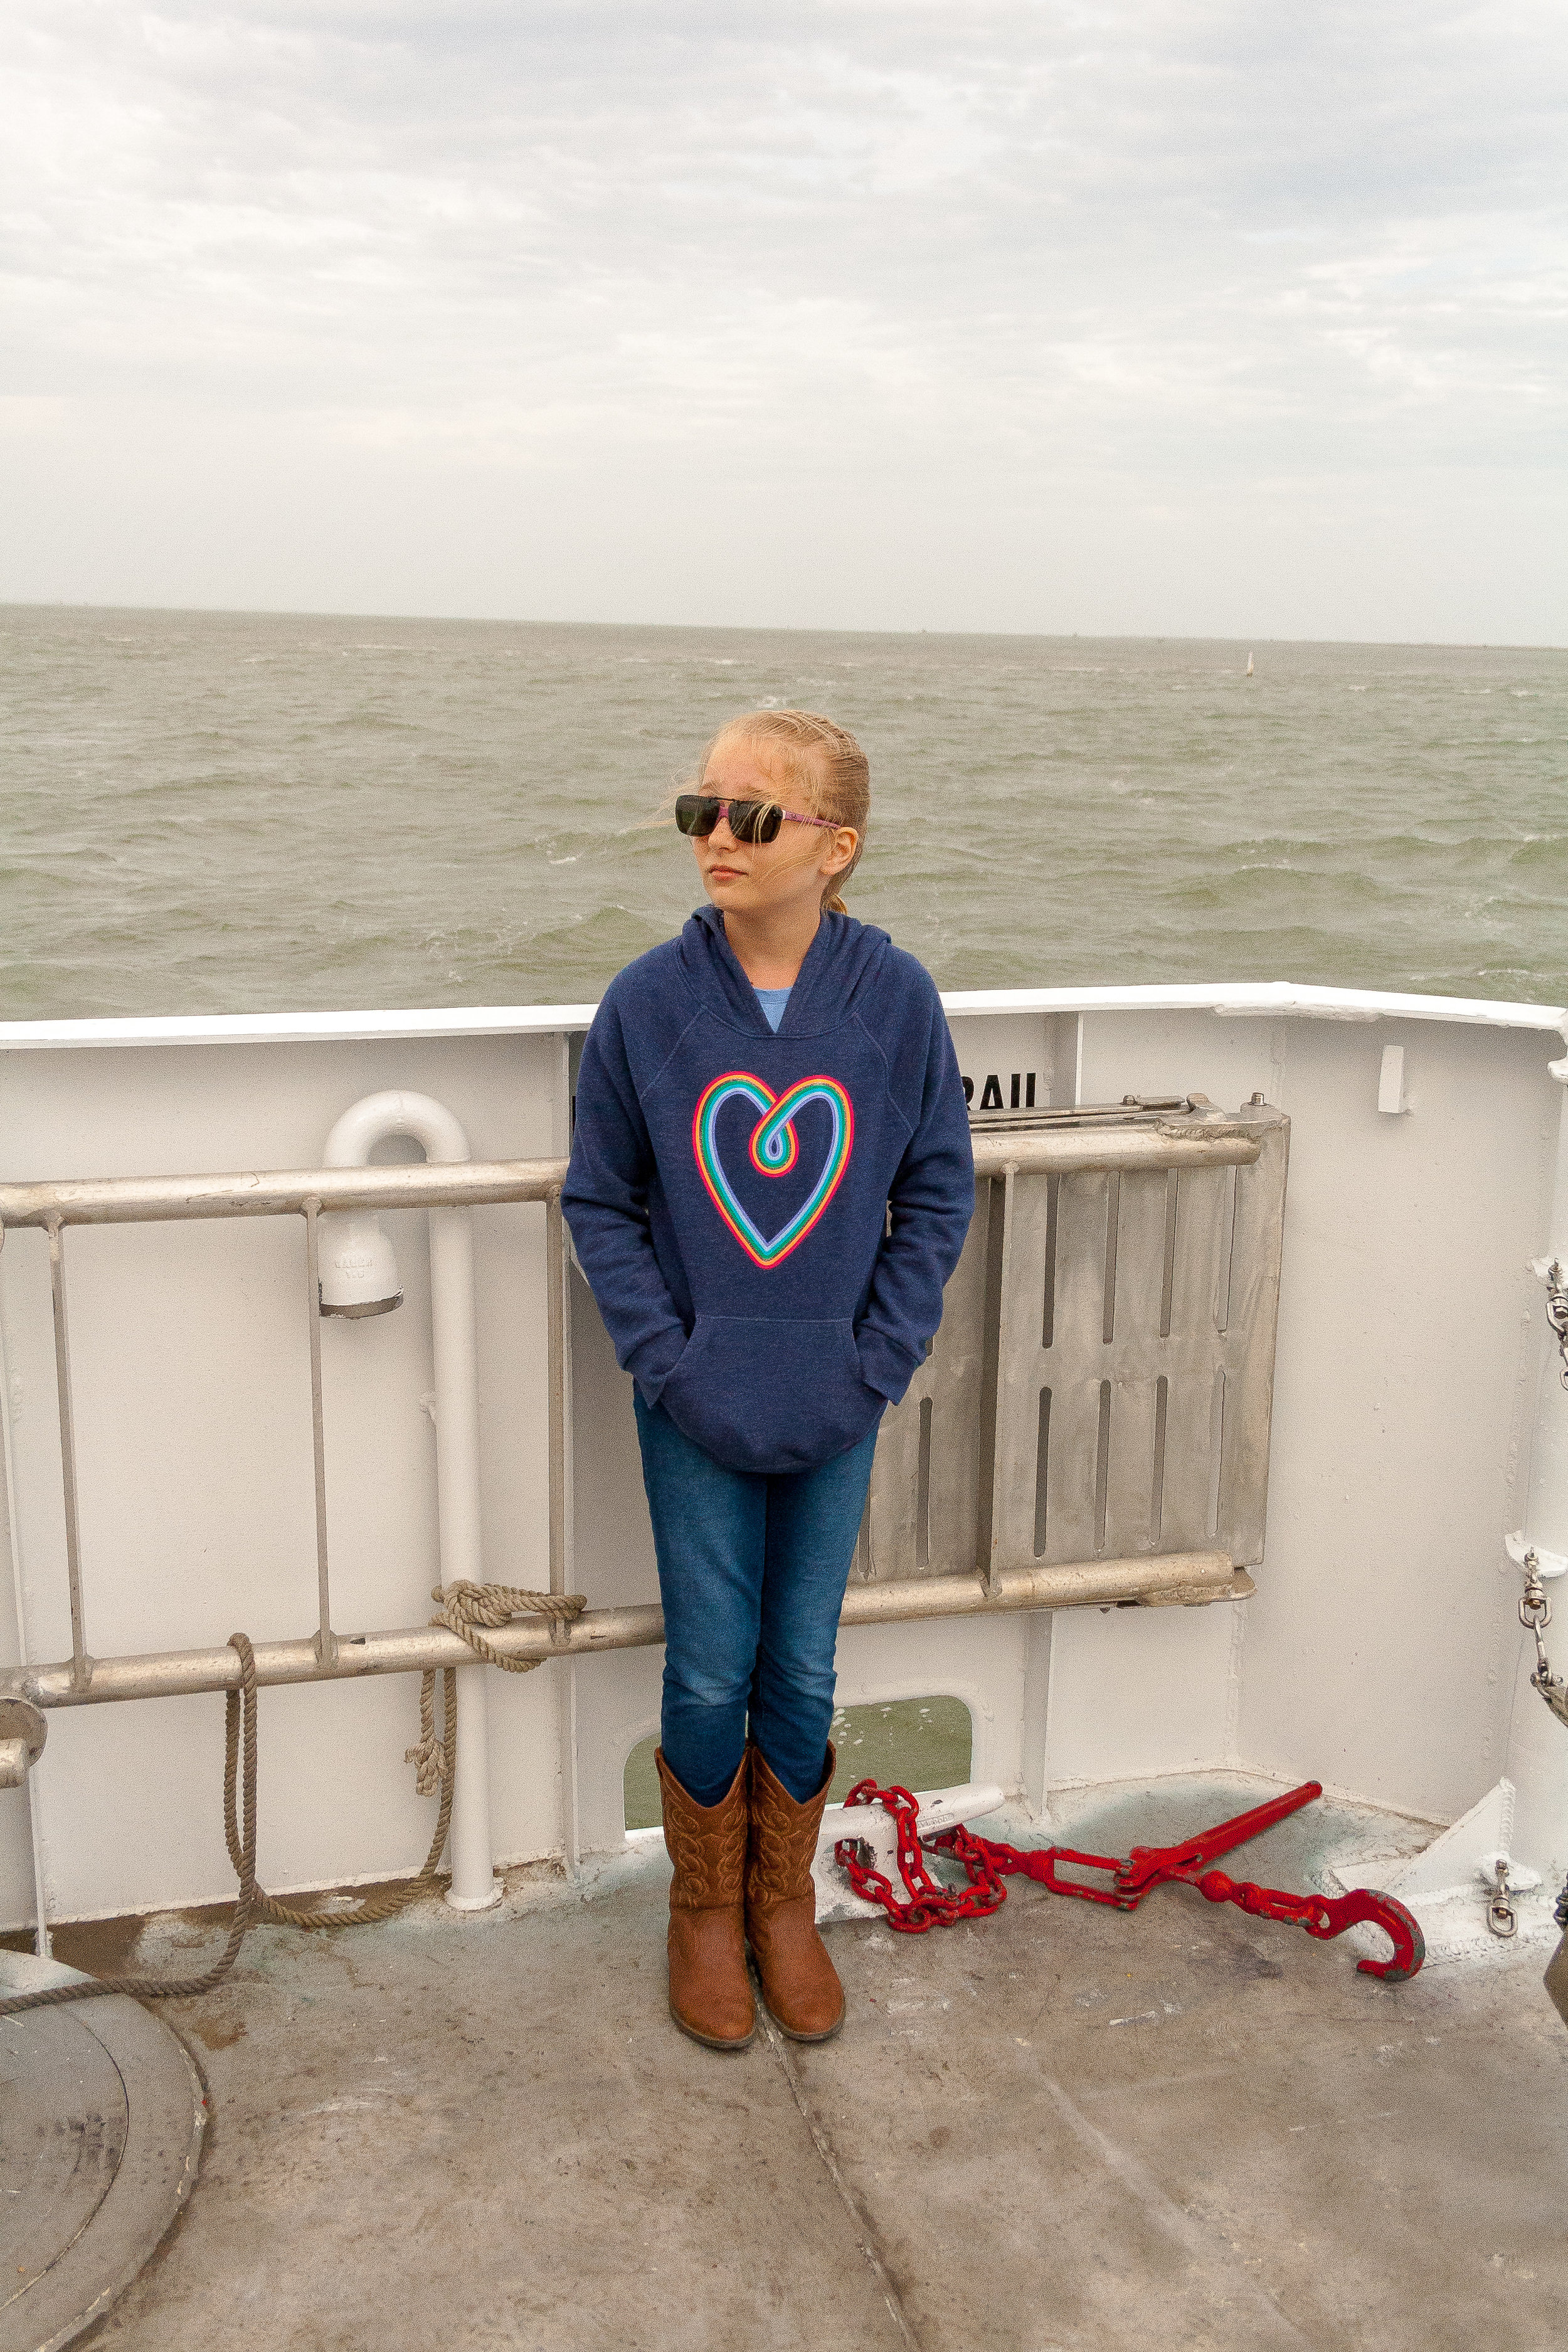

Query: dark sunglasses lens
left=674, top=795, right=718, bottom=837
left=675, top=795, right=786, bottom=844
left=729, top=801, right=783, bottom=844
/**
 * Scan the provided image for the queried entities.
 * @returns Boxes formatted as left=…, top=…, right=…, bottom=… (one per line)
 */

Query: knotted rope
left=403, top=1581, right=585, bottom=1807
left=428, top=1579, right=586, bottom=1668
left=0, top=1582, right=586, bottom=2018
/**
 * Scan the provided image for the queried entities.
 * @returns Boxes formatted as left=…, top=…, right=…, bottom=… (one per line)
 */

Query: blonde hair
left=695, top=709, right=870, bottom=914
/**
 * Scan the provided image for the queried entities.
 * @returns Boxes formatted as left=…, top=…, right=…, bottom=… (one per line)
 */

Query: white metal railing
left=0, top=1158, right=571, bottom=1706
left=0, top=1111, right=1266, bottom=1727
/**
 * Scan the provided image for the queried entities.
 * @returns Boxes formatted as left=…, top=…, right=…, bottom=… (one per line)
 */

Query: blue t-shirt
left=754, top=987, right=791, bottom=1032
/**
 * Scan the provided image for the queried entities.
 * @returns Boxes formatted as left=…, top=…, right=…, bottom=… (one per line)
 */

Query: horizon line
left=0, top=598, right=1562, bottom=654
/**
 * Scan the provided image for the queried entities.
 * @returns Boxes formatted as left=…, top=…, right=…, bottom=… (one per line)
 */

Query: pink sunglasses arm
left=712, top=800, right=839, bottom=834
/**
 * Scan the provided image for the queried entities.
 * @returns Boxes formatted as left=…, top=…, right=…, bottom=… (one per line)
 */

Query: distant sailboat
left=1246, top=652, right=1254, bottom=677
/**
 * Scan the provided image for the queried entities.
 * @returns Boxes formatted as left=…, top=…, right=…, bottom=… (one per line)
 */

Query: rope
left=228, top=1664, right=457, bottom=1933
left=428, top=1580, right=585, bottom=1669
left=0, top=1634, right=269, bottom=2017
left=0, top=1583, right=586, bottom=2018
left=241, top=1582, right=585, bottom=1930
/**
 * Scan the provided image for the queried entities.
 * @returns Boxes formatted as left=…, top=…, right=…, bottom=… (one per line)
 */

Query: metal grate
left=855, top=1099, right=1290, bottom=1588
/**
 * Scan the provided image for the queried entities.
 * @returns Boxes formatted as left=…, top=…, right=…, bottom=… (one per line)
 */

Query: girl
left=562, top=710, right=973, bottom=2050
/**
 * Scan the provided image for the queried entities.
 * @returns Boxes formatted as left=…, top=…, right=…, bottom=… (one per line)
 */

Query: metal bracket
left=812, top=1781, right=1006, bottom=1924
left=1485, top=1854, right=1519, bottom=1938
left=1528, top=1256, right=1568, bottom=1391
left=1506, top=1530, right=1566, bottom=1582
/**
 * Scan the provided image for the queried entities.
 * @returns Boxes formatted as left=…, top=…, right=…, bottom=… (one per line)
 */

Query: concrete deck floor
left=32, top=1774, right=1568, bottom=2352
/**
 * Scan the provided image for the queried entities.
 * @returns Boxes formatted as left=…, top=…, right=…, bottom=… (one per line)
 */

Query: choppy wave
left=1, top=608, right=1564, bottom=1019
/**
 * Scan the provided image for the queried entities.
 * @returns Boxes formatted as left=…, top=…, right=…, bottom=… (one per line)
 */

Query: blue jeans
left=633, top=1393, right=879, bottom=1808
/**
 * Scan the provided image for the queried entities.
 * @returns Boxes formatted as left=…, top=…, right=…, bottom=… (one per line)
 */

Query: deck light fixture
left=317, top=1209, right=403, bottom=1317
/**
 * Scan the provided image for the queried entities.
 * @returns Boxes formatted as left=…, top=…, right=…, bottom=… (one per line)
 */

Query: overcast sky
left=4, top=3, right=1565, bottom=640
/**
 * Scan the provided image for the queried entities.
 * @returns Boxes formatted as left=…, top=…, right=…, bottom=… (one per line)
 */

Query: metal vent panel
left=853, top=1182, right=992, bottom=1584
left=859, top=1105, right=1288, bottom=1585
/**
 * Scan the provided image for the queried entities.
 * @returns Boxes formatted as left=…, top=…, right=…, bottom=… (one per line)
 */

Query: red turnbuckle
left=834, top=1777, right=1424, bottom=1982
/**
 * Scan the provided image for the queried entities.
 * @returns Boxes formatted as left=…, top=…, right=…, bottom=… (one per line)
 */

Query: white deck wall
left=1, top=988, right=1562, bottom=1927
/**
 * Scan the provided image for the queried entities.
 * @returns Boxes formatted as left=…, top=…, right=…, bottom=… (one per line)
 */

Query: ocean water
left=3, top=605, right=1564, bottom=1022
left=623, top=1696, right=973, bottom=1832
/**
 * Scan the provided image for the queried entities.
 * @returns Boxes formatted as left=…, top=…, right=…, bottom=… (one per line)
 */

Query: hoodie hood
left=679, top=905, right=894, bottom=1037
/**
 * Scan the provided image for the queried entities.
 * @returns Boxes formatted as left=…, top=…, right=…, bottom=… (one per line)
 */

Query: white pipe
left=323, top=1092, right=499, bottom=1911
left=9, top=1553, right=1239, bottom=1709
left=0, top=1271, right=53, bottom=1954
left=1503, top=1051, right=1568, bottom=1885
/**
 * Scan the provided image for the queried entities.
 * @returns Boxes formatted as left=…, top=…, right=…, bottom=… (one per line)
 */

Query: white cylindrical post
left=428, top=1201, right=498, bottom=1909
left=323, top=1091, right=499, bottom=1912
left=1505, top=1051, right=1568, bottom=1883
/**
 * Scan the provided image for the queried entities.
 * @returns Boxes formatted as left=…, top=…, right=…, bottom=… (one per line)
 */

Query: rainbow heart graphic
left=692, top=1071, right=855, bottom=1268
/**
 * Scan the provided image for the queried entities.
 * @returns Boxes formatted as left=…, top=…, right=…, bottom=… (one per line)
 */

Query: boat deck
left=15, top=1773, right=1567, bottom=2352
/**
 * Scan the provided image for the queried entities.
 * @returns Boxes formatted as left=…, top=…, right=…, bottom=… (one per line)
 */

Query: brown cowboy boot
left=745, top=1743, right=844, bottom=2042
left=655, top=1748, right=755, bottom=2052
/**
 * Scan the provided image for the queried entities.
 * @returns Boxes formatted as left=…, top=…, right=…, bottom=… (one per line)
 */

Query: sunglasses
left=674, top=793, right=837, bottom=846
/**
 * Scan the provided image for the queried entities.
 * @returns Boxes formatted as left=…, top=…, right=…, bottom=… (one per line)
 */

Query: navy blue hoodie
left=562, top=906, right=974, bottom=1476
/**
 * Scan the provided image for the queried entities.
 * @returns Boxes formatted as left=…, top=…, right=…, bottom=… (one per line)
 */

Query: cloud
left=1, top=3, right=1564, bottom=635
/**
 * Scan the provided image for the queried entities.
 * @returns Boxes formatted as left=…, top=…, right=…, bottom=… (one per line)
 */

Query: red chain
left=834, top=1779, right=1015, bottom=1932
left=833, top=1777, right=1425, bottom=1981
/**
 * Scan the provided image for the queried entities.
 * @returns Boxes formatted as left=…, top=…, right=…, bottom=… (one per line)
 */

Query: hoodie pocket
left=658, top=1315, right=884, bottom=1476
